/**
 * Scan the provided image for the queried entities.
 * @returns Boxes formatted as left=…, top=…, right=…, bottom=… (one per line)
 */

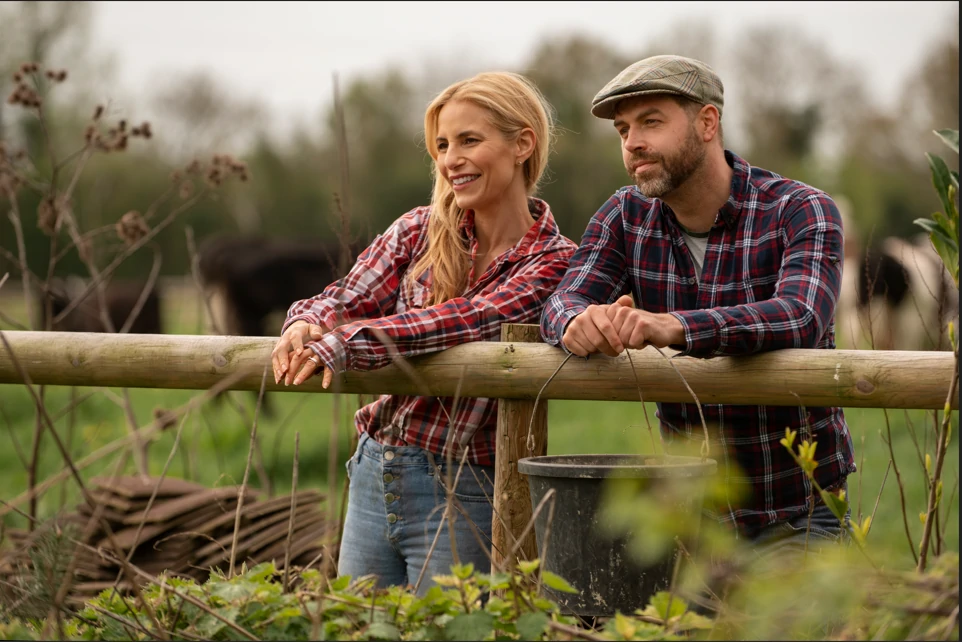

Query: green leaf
left=515, top=612, right=549, bottom=641
left=935, top=128, right=959, bottom=154
left=328, top=574, right=351, bottom=591
left=927, top=152, right=956, bottom=219
left=677, top=611, right=715, bottom=630
left=819, top=489, right=850, bottom=524
left=540, top=571, right=578, bottom=594
left=649, top=591, right=687, bottom=621
left=366, top=622, right=401, bottom=640
left=517, top=559, right=540, bottom=576
left=444, top=612, right=495, bottom=641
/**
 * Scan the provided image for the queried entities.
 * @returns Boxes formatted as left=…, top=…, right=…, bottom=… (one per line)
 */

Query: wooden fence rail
left=0, top=330, right=956, bottom=410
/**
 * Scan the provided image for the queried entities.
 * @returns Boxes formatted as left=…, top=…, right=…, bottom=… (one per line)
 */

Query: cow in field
left=836, top=201, right=957, bottom=351
left=37, top=276, right=164, bottom=335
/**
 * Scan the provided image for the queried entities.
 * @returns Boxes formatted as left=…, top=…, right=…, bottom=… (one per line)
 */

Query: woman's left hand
left=289, top=348, right=335, bottom=388
left=281, top=324, right=336, bottom=388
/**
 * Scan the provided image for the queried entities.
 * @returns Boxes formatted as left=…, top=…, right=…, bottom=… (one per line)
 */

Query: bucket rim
left=517, top=454, right=717, bottom=479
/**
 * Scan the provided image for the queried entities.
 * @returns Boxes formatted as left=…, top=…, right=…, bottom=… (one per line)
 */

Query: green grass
left=0, top=287, right=958, bottom=573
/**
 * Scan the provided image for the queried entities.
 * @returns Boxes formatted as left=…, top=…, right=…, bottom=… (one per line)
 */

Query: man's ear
left=516, top=127, right=536, bottom=164
left=699, top=104, right=721, bottom=143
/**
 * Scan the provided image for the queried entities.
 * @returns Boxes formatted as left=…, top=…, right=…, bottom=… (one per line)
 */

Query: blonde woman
left=270, top=72, right=576, bottom=593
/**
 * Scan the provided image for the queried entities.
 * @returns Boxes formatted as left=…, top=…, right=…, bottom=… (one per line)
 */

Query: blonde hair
left=409, top=71, right=555, bottom=306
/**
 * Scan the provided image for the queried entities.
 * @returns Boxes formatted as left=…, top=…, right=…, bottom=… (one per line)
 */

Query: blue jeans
left=337, top=433, right=495, bottom=595
left=750, top=484, right=851, bottom=562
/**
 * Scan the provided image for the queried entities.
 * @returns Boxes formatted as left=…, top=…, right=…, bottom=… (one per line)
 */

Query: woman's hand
left=271, top=320, right=330, bottom=385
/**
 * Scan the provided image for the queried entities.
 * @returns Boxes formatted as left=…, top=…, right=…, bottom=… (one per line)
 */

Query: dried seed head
left=83, top=125, right=96, bottom=143
left=55, top=70, right=67, bottom=82
left=179, top=180, right=193, bottom=199
left=115, top=210, right=150, bottom=246
left=76, top=236, right=93, bottom=263
left=185, top=159, right=202, bottom=175
left=118, top=119, right=126, bottom=132
left=170, top=170, right=182, bottom=183
left=204, top=166, right=223, bottom=188
left=37, top=197, right=60, bottom=236
left=12, top=72, right=22, bottom=83
left=93, top=105, right=104, bottom=121
left=139, top=122, right=152, bottom=139
left=153, top=407, right=178, bottom=431
left=45, top=70, right=56, bottom=80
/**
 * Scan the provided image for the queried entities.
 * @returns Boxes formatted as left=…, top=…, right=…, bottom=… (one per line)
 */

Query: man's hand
left=561, top=303, right=625, bottom=357
left=605, top=295, right=686, bottom=350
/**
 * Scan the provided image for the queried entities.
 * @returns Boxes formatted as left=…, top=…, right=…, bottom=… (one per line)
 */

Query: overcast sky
left=90, top=1, right=958, bottom=141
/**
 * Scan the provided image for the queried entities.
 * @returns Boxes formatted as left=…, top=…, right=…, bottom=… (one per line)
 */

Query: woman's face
left=435, top=100, right=527, bottom=212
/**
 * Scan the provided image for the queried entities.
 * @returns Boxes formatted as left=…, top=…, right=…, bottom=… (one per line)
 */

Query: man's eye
left=645, top=119, right=660, bottom=126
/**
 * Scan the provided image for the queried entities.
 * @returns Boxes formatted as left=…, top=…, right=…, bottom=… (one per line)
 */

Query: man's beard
left=628, top=125, right=706, bottom=199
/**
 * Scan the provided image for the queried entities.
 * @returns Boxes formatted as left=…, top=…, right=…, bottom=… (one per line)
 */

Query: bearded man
left=540, top=55, right=856, bottom=556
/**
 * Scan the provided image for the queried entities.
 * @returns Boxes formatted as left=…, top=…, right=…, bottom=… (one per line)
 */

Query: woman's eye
left=464, top=137, right=479, bottom=144
left=437, top=142, right=448, bottom=151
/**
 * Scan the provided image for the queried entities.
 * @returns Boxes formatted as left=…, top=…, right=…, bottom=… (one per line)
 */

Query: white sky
left=89, top=0, right=958, bottom=142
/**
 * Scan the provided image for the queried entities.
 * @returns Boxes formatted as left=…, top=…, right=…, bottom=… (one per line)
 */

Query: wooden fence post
left=491, top=323, right=547, bottom=572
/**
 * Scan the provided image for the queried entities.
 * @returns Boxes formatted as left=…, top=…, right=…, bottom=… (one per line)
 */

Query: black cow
left=37, top=276, right=164, bottom=335
left=196, top=234, right=365, bottom=415
left=196, top=234, right=362, bottom=338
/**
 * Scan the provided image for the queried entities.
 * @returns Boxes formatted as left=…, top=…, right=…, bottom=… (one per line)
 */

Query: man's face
left=612, top=95, right=706, bottom=199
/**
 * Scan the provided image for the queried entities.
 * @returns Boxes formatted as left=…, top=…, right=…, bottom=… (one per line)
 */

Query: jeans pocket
left=345, top=457, right=355, bottom=481
left=435, top=464, right=494, bottom=504
left=781, top=515, right=841, bottom=542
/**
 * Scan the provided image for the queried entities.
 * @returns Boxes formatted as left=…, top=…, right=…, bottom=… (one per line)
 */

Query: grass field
left=0, top=284, right=957, bottom=573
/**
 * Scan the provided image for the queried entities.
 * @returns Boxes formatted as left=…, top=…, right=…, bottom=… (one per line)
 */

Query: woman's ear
left=516, top=127, right=536, bottom=165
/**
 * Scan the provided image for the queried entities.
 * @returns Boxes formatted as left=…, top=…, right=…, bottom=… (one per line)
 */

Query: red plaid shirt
left=541, top=151, right=857, bottom=537
left=284, top=198, right=576, bottom=466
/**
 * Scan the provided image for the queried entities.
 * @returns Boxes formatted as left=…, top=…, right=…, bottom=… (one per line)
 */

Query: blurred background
left=0, top=0, right=958, bottom=283
left=0, top=1, right=958, bottom=572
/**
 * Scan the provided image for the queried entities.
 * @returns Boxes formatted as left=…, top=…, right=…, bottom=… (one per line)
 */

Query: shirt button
left=387, top=513, right=398, bottom=524
left=384, top=451, right=395, bottom=461
left=383, top=473, right=394, bottom=483
left=384, top=493, right=395, bottom=503
left=688, top=277, right=696, bottom=285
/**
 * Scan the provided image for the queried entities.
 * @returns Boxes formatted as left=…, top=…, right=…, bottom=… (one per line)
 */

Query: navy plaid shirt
left=541, top=150, right=856, bottom=537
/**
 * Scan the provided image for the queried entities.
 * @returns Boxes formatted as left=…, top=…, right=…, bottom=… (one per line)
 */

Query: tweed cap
left=591, top=54, right=724, bottom=119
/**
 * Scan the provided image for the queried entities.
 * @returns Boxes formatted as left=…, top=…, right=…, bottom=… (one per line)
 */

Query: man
left=540, top=55, right=856, bottom=552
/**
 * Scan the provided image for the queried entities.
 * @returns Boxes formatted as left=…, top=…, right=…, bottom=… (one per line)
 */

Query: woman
left=270, top=71, right=575, bottom=593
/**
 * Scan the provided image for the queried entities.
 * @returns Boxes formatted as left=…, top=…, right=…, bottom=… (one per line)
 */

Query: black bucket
left=517, top=454, right=717, bottom=618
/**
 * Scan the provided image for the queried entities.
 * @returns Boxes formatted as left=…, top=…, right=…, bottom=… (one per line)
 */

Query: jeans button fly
left=384, top=451, right=395, bottom=461
left=383, top=473, right=394, bottom=483
left=387, top=513, right=398, bottom=524
left=384, top=493, right=395, bottom=503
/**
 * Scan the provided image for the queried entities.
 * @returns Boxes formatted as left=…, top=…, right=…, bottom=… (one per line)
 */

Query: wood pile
left=0, top=475, right=332, bottom=608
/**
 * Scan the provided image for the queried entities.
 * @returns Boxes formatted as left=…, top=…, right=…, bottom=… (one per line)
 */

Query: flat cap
left=591, top=54, right=724, bottom=119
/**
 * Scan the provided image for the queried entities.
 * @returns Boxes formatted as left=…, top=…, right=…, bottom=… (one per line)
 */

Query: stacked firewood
left=0, top=475, right=332, bottom=608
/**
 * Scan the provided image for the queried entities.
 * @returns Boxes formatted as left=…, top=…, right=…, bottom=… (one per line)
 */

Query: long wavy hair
left=409, top=71, right=555, bottom=306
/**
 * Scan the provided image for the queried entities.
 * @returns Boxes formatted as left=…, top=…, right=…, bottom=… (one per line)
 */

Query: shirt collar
left=717, top=149, right=751, bottom=230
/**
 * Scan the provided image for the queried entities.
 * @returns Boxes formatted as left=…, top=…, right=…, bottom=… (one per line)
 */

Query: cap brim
left=590, top=88, right=693, bottom=119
